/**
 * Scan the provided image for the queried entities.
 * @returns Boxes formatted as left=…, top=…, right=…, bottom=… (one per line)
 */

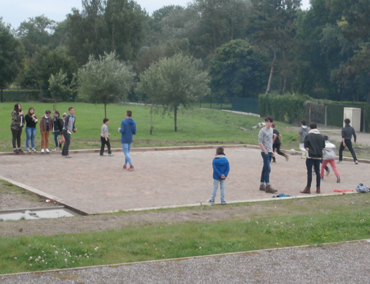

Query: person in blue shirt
left=207, top=147, right=230, bottom=205
left=118, top=110, right=137, bottom=170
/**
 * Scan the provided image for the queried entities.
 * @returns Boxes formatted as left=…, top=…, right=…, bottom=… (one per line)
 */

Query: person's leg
left=220, top=179, right=226, bottom=203
left=41, top=132, right=45, bottom=149
left=122, top=143, right=133, bottom=166
left=31, top=128, right=36, bottom=149
left=16, top=129, right=22, bottom=149
left=306, top=159, right=313, bottom=188
left=260, top=152, right=266, bottom=184
left=107, top=138, right=111, bottom=154
left=100, top=137, right=105, bottom=155
left=328, top=159, right=340, bottom=177
left=210, top=179, right=218, bottom=202
left=339, top=142, right=344, bottom=161
left=321, top=160, right=329, bottom=178
left=276, top=144, right=284, bottom=157
left=25, top=127, right=31, bottom=149
left=314, top=160, right=321, bottom=188
left=11, top=129, right=17, bottom=149
left=53, top=131, right=59, bottom=148
left=299, top=143, right=306, bottom=157
left=345, top=139, right=358, bottom=161
left=45, top=131, right=49, bottom=150
left=62, top=130, right=70, bottom=156
left=261, top=152, right=271, bottom=185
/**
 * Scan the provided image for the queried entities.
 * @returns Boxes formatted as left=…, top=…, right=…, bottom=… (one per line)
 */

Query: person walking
left=100, top=118, right=113, bottom=156
left=11, top=103, right=25, bottom=153
left=258, top=116, right=277, bottom=193
left=118, top=110, right=136, bottom=170
left=321, top=135, right=340, bottom=183
left=338, top=118, right=358, bottom=164
left=62, top=107, right=77, bottom=158
left=271, top=123, right=288, bottom=162
left=24, top=107, right=38, bottom=152
left=40, top=110, right=53, bottom=153
left=300, top=122, right=325, bottom=194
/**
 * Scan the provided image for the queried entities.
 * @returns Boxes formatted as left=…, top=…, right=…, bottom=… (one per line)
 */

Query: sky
left=0, top=0, right=311, bottom=29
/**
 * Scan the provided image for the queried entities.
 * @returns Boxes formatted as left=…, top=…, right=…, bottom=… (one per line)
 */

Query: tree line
left=1, top=0, right=370, bottom=111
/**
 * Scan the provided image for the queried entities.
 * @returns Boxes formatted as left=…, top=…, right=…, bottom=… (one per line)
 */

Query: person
left=321, top=135, right=340, bottom=183
left=258, top=116, right=277, bottom=193
left=62, top=107, right=77, bottom=158
left=297, top=120, right=308, bottom=158
left=10, top=103, right=24, bottom=153
left=118, top=110, right=136, bottom=170
left=300, top=122, right=325, bottom=194
left=40, top=110, right=53, bottom=153
left=207, top=146, right=230, bottom=205
left=52, top=110, right=64, bottom=151
left=100, top=118, right=113, bottom=156
left=338, top=118, right=358, bottom=164
left=24, top=107, right=38, bottom=152
left=271, top=123, right=288, bottom=162
left=59, top=113, right=67, bottom=150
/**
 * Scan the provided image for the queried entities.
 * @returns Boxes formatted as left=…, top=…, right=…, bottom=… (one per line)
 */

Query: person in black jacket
left=338, top=118, right=358, bottom=164
left=300, top=122, right=325, bottom=194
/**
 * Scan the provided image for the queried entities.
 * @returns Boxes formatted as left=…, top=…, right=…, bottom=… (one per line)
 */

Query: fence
left=1, top=90, right=40, bottom=102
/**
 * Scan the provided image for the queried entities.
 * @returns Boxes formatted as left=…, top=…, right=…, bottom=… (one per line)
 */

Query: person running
left=258, top=116, right=277, bottom=194
left=321, top=135, right=340, bottom=183
left=118, top=110, right=136, bottom=170
left=297, top=120, right=309, bottom=158
left=24, top=107, right=38, bottom=152
left=40, top=110, right=53, bottom=153
left=338, top=118, right=358, bottom=164
left=10, top=103, right=24, bottom=153
left=271, top=123, right=288, bottom=162
left=62, top=107, right=77, bottom=158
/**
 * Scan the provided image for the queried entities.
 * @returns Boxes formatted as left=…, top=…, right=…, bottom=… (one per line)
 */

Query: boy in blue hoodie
left=118, top=110, right=137, bottom=170
left=207, top=147, right=230, bottom=205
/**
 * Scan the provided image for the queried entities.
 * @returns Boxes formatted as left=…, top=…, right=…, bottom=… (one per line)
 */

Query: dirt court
left=0, top=146, right=369, bottom=215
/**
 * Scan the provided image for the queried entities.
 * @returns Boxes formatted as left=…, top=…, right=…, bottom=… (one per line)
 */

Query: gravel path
left=1, top=240, right=370, bottom=283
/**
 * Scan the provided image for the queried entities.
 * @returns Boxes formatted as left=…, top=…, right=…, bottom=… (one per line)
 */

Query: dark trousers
left=339, top=139, right=357, bottom=161
left=62, top=130, right=71, bottom=156
left=11, top=129, right=22, bottom=148
left=260, top=152, right=272, bottom=184
left=272, top=143, right=286, bottom=161
left=306, top=159, right=321, bottom=188
left=100, top=137, right=111, bottom=155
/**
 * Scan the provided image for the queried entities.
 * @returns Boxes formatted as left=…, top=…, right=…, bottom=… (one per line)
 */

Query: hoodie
left=299, top=125, right=308, bottom=143
left=120, top=118, right=137, bottom=144
left=322, top=140, right=337, bottom=160
left=213, top=154, right=230, bottom=180
left=304, top=129, right=325, bottom=159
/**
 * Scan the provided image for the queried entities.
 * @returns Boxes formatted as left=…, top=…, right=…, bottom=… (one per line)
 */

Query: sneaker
left=355, top=160, right=358, bottom=164
left=32, top=148, right=36, bottom=152
left=326, top=168, right=330, bottom=176
left=259, top=184, right=266, bottom=191
left=337, top=177, right=341, bottom=183
left=18, top=149, right=23, bottom=153
left=265, top=185, right=277, bottom=193
left=301, top=156, right=306, bottom=159
left=285, top=155, right=289, bottom=161
left=338, top=160, right=343, bottom=164
left=128, top=166, right=134, bottom=171
left=65, top=155, right=71, bottom=158
left=207, top=199, right=215, bottom=204
left=100, top=154, right=106, bottom=156
left=108, top=154, right=114, bottom=156
left=221, top=201, right=227, bottom=205
left=13, top=149, right=18, bottom=153
left=123, top=165, right=127, bottom=169
left=41, top=149, right=45, bottom=153
left=46, top=149, right=50, bottom=153
left=26, top=148, right=31, bottom=153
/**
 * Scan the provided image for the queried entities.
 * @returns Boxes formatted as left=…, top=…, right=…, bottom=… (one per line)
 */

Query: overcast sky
left=1, top=0, right=311, bottom=29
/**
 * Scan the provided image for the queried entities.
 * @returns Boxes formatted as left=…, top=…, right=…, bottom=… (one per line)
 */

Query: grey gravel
left=2, top=240, right=370, bottom=283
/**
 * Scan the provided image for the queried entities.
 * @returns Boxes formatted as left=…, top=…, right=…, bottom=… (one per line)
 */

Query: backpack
left=356, top=183, right=370, bottom=193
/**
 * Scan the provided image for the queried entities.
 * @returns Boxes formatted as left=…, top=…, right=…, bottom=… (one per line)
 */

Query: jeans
left=306, top=158, right=321, bottom=188
left=100, top=137, right=111, bottom=155
left=339, top=139, right=357, bottom=161
left=260, top=152, right=272, bottom=184
left=25, top=127, right=36, bottom=149
left=62, top=130, right=71, bottom=156
left=211, top=179, right=225, bottom=202
left=122, top=143, right=132, bottom=166
left=53, top=131, right=60, bottom=147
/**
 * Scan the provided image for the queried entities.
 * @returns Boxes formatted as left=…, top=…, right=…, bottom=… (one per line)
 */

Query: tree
left=0, top=19, right=25, bottom=102
left=48, top=69, right=73, bottom=103
left=138, top=53, right=210, bottom=132
left=77, top=52, right=134, bottom=117
left=209, top=39, right=268, bottom=100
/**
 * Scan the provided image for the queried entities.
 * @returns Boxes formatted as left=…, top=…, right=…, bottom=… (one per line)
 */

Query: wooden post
left=325, top=105, right=327, bottom=127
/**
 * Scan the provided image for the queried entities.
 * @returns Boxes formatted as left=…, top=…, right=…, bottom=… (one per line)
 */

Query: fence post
left=363, top=107, right=366, bottom=133
left=325, top=105, right=327, bottom=127
left=309, top=103, right=311, bottom=123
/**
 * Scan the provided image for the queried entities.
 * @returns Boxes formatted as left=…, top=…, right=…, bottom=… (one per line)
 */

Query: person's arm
left=119, top=121, right=125, bottom=133
left=273, top=133, right=277, bottom=144
left=132, top=121, right=137, bottom=135
left=224, top=161, right=230, bottom=178
left=353, top=128, right=357, bottom=143
left=104, top=127, right=108, bottom=141
left=64, top=116, right=70, bottom=134
left=258, top=130, right=268, bottom=154
left=213, top=160, right=222, bottom=178
left=73, top=117, right=77, bottom=132
left=279, top=134, right=283, bottom=145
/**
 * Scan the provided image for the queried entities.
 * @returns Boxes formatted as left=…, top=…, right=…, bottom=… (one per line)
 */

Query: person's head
left=13, top=103, right=21, bottom=113
left=309, top=122, right=317, bottom=129
left=265, top=116, right=273, bottom=128
left=324, top=135, right=329, bottom=140
left=68, top=107, right=75, bottom=115
left=301, top=120, right=307, bottom=126
left=271, top=123, right=275, bottom=128
left=103, top=118, right=109, bottom=124
left=45, top=110, right=51, bottom=117
left=126, top=110, right=132, bottom=118
left=344, top=118, right=350, bottom=125
left=53, top=110, right=60, bottom=117
left=27, top=107, right=34, bottom=116
left=62, top=113, right=67, bottom=119
left=216, top=146, right=224, bottom=155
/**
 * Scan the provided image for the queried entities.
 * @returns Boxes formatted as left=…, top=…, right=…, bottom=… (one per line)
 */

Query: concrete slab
left=0, top=146, right=369, bottom=214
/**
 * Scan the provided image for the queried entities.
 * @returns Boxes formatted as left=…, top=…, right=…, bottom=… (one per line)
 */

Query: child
left=40, top=110, right=53, bottom=153
left=207, top=147, right=230, bottom=205
left=52, top=110, right=63, bottom=151
left=59, top=113, right=67, bottom=149
left=271, top=123, right=289, bottom=162
left=297, top=120, right=308, bottom=158
left=100, top=118, right=113, bottom=156
left=321, top=135, right=340, bottom=183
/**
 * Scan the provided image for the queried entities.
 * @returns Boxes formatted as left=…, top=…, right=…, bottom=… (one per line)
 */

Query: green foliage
left=259, top=93, right=309, bottom=123
left=48, top=70, right=73, bottom=102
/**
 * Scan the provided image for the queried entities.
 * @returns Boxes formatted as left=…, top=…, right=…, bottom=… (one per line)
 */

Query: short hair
left=344, top=118, right=350, bottom=124
left=309, top=122, right=317, bottom=129
left=68, top=106, right=74, bottom=111
left=265, top=116, right=273, bottom=123
left=103, top=118, right=109, bottom=123
left=324, top=135, right=329, bottom=140
left=216, top=146, right=224, bottom=155
left=45, top=110, right=51, bottom=114
left=301, top=120, right=307, bottom=126
left=271, top=123, right=275, bottom=128
left=126, top=110, right=132, bottom=117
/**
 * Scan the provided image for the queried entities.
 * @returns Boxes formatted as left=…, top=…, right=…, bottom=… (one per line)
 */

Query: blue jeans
left=211, top=179, right=225, bottom=202
left=25, top=127, right=36, bottom=149
left=260, top=152, right=272, bottom=185
left=306, top=159, right=321, bottom=188
left=122, top=143, right=132, bottom=166
left=53, top=131, right=60, bottom=147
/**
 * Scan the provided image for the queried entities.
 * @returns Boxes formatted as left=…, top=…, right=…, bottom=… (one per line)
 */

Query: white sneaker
left=46, top=149, right=50, bottom=153
left=32, top=148, right=36, bottom=152
left=41, top=149, right=45, bottom=153
left=355, top=160, right=358, bottom=164
left=26, top=148, right=31, bottom=152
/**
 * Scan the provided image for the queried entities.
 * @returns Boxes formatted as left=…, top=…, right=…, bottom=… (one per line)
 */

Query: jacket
left=119, top=118, right=137, bottom=144
left=63, top=115, right=76, bottom=132
left=10, top=111, right=24, bottom=130
left=322, top=140, right=337, bottom=160
left=40, top=115, right=53, bottom=132
left=213, top=154, right=230, bottom=180
left=304, top=129, right=325, bottom=159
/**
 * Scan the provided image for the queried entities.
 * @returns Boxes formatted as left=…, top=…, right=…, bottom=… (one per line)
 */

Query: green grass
left=1, top=194, right=370, bottom=274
